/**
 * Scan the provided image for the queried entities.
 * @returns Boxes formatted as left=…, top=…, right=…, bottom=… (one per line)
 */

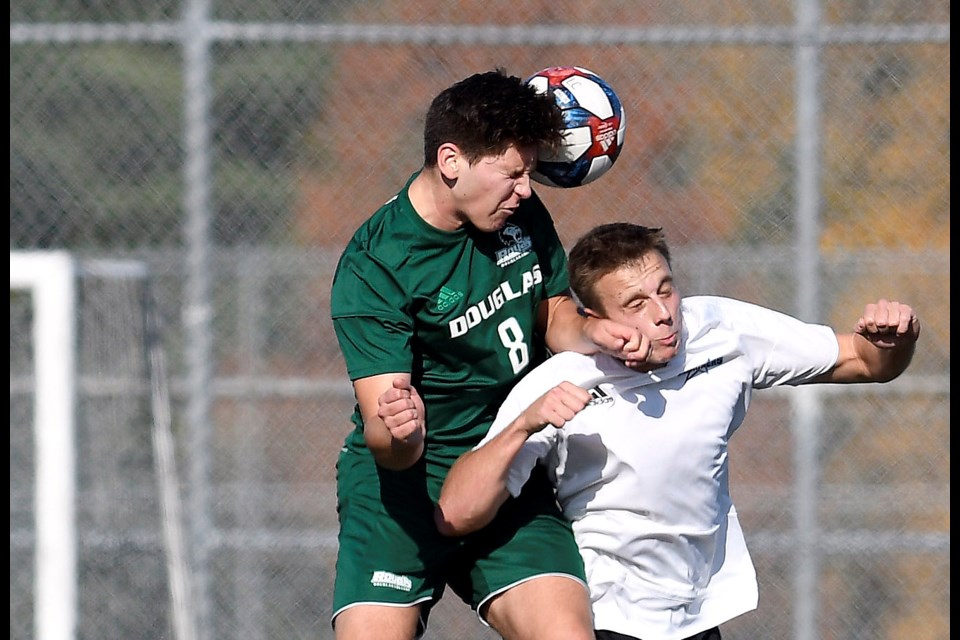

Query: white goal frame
left=10, top=250, right=78, bottom=640
left=11, top=250, right=198, bottom=640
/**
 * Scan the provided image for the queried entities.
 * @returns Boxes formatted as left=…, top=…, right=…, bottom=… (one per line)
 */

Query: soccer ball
left=525, top=66, right=626, bottom=188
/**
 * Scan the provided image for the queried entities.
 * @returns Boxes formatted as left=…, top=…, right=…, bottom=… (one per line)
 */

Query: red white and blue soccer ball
left=525, top=66, right=626, bottom=188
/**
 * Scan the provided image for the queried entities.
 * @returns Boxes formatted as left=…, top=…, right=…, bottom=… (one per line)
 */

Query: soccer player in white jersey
left=434, top=222, right=921, bottom=640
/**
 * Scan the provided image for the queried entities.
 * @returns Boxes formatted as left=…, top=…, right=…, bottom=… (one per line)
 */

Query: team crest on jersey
left=495, top=223, right=533, bottom=267
left=587, top=384, right=614, bottom=406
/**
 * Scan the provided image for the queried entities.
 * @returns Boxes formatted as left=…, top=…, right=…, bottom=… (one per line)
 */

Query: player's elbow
left=433, top=504, right=461, bottom=537
left=434, top=501, right=484, bottom=537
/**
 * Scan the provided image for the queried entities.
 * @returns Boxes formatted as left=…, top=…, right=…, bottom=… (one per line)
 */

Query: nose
left=515, top=174, right=533, bottom=199
left=652, top=298, right=673, bottom=324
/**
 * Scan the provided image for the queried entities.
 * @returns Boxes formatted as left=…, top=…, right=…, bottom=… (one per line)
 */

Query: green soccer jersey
left=331, top=172, right=571, bottom=473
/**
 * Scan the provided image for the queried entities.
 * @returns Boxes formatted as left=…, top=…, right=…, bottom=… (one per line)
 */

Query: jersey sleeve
left=330, top=251, right=413, bottom=380
left=718, top=298, right=840, bottom=388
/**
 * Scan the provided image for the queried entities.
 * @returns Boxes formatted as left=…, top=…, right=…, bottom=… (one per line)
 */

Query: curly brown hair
left=422, top=68, right=565, bottom=167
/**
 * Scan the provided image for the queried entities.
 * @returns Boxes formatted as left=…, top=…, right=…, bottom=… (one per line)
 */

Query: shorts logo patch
left=371, top=570, right=413, bottom=592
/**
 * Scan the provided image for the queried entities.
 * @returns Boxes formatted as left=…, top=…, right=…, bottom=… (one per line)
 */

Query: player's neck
left=409, top=170, right=463, bottom=232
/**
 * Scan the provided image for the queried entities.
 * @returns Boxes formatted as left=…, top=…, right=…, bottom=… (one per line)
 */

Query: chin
left=653, top=347, right=679, bottom=365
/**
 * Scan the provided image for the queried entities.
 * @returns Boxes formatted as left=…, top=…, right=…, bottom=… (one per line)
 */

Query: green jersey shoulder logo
left=437, top=286, right=464, bottom=312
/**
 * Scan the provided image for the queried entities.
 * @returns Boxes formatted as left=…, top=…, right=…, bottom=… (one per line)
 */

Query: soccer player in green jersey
left=329, top=69, right=645, bottom=640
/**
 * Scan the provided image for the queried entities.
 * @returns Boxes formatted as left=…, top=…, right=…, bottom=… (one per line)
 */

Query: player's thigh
left=333, top=449, right=447, bottom=636
left=485, top=575, right=594, bottom=640
left=456, top=466, right=587, bottom=600
left=334, top=604, right=422, bottom=640
left=466, top=468, right=592, bottom=639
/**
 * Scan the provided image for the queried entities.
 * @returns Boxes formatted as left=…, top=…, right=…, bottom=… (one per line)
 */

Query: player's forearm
left=363, top=423, right=424, bottom=470
left=542, top=295, right=596, bottom=354
left=435, top=429, right=527, bottom=536
left=823, top=300, right=922, bottom=383
left=822, top=333, right=918, bottom=384
left=855, top=333, right=917, bottom=382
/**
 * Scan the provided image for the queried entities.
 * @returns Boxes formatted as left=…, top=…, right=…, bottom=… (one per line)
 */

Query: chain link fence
left=10, top=1, right=949, bottom=639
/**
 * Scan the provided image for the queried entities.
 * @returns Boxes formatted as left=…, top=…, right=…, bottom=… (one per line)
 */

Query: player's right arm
left=811, top=299, right=920, bottom=384
left=353, top=373, right=426, bottom=470
left=435, top=381, right=590, bottom=536
left=539, top=293, right=650, bottom=368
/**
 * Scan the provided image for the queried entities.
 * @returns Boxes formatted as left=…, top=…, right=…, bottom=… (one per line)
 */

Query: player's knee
left=333, top=604, right=422, bottom=640
left=484, top=578, right=594, bottom=640
left=489, top=611, right=594, bottom=640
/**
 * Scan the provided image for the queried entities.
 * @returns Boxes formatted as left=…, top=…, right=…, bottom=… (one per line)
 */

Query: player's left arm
left=812, top=299, right=921, bottom=384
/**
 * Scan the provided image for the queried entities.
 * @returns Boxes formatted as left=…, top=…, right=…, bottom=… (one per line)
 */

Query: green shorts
left=331, top=447, right=586, bottom=632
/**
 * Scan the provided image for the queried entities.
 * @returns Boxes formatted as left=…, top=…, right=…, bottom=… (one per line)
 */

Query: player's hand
left=583, top=316, right=652, bottom=370
left=854, top=299, right=920, bottom=349
left=516, top=381, right=591, bottom=435
left=377, top=378, right=426, bottom=446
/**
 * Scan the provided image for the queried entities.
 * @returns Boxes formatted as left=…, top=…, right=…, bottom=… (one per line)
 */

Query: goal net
left=10, top=251, right=196, bottom=640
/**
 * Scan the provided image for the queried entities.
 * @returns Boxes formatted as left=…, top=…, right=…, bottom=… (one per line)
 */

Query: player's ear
left=437, top=143, right=461, bottom=180
left=581, top=306, right=602, bottom=319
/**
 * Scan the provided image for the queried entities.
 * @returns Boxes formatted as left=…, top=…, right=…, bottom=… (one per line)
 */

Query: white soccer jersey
left=478, top=295, right=840, bottom=640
